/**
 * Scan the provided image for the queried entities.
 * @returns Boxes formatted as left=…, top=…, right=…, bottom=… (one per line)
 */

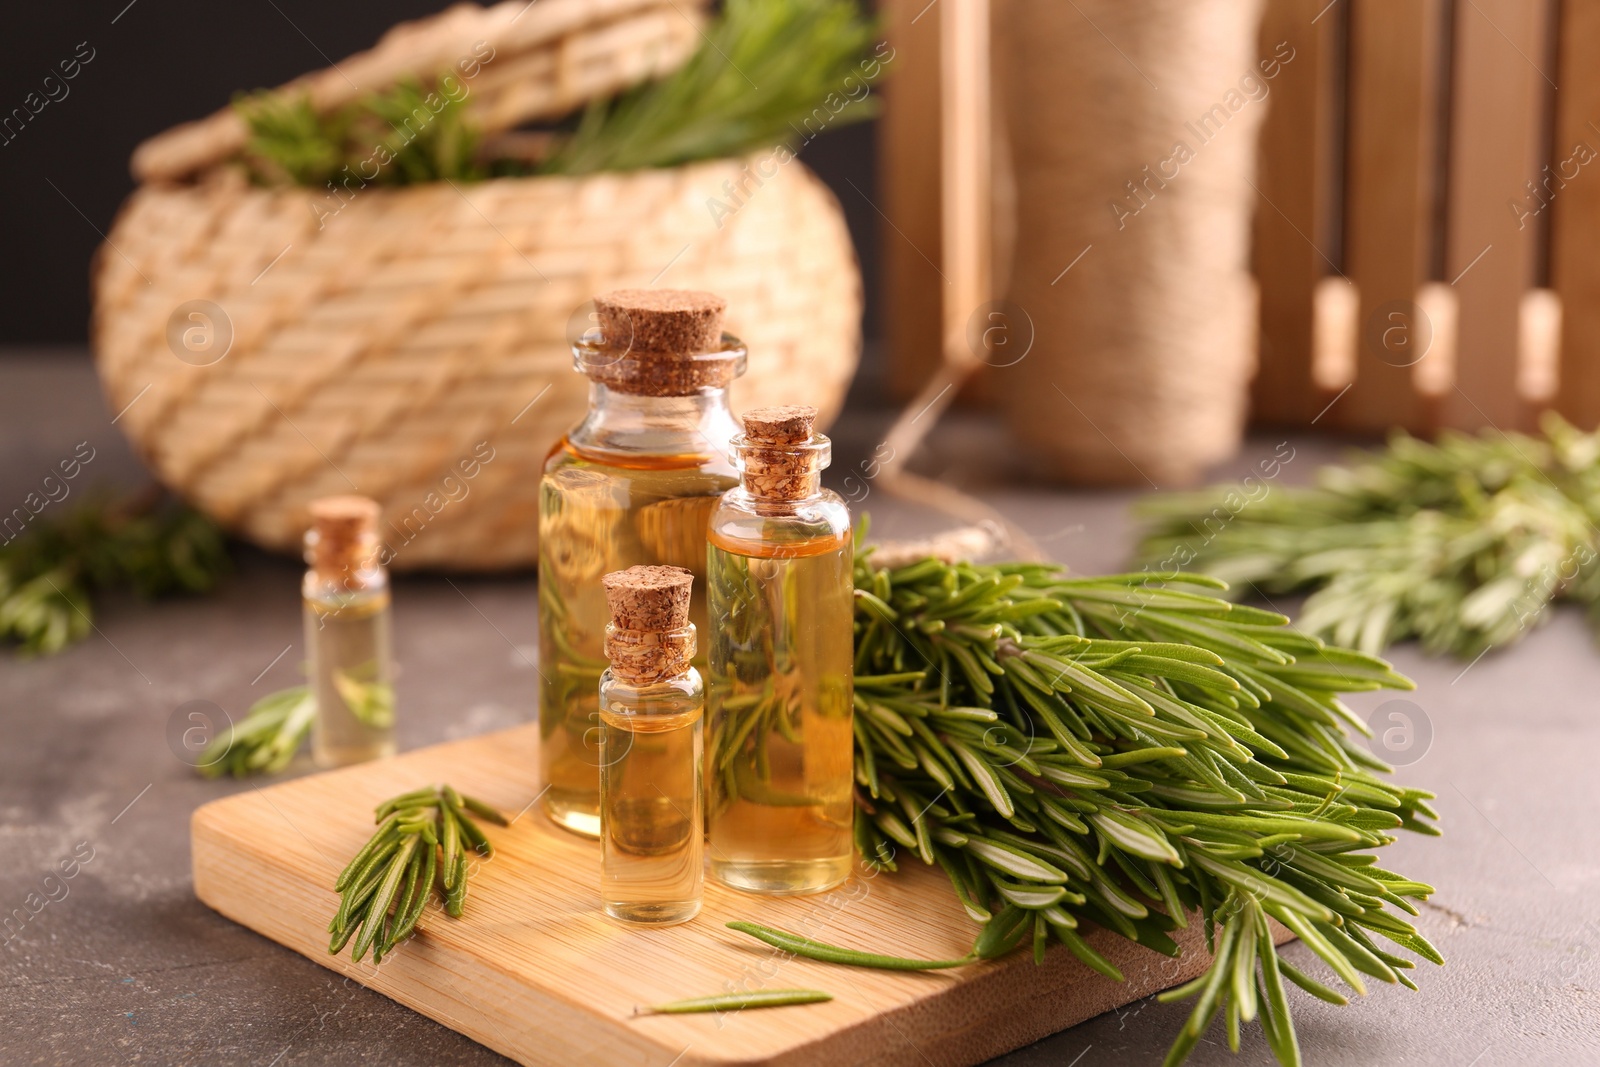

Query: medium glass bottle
left=598, top=565, right=704, bottom=925
left=303, top=495, right=396, bottom=768
left=539, top=289, right=743, bottom=838
left=706, top=406, right=854, bottom=894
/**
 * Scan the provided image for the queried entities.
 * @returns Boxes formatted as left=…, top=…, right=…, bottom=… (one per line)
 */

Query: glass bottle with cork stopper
left=303, top=495, right=396, bottom=768
left=705, top=406, right=855, bottom=894
left=539, top=289, right=745, bottom=838
left=598, top=564, right=704, bottom=925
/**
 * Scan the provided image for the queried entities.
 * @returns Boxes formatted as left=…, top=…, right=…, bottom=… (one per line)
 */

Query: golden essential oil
left=706, top=406, right=855, bottom=895
left=598, top=565, right=704, bottom=925
left=540, top=447, right=733, bottom=836
left=538, top=289, right=743, bottom=838
left=303, top=497, right=397, bottom=768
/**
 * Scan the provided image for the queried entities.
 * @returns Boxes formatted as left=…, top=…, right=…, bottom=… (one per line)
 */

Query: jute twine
left=996, top=0, right=1263, bottom=486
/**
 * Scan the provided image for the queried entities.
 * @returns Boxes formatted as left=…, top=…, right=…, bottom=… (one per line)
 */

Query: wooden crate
left=882, top=0, right=1591, bottom=434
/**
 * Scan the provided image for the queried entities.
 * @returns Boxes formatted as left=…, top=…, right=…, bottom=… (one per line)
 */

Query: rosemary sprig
left=232, top=0, right=882, bottom=188
left=542, top=0, right=881, bottom=175
left=844, top=522, right=1441, bottom=1067
left=640, top=989, right=832, bottom=1014
left=1134, top=412, right=1600, bottom=656
left=328, top=785, right=508, bottom=963
left=0, top=492, right=227, bottom=655
left=234, top=79, right=483, bottom=188
left=197, top=686, right=315, bottom=778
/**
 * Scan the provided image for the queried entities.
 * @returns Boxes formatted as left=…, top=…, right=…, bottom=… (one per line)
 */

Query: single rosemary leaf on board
left=726, top=921, right=976, bottom=970
left=640, top=989, right=833, bottom=1014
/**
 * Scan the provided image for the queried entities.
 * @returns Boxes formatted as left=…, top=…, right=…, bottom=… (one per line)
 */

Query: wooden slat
left=1552, top=0, right=1600, bottom=429
left=1437, top=0, right=1551, bottom=431
left=1251, top=0, right=1344, bottom=425
left=880, top=0, right=947, bottom=399
left=939, top=0, right=991, bottom=369
left=1336, top=0, right=1446, bottom=433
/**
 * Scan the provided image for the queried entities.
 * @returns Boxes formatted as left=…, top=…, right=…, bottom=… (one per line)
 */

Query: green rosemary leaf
left=725, top=922, right=974, bottom=970
left=642, top=989, right=833, bottom=1014
left=549, top=0, right=879, bottom=173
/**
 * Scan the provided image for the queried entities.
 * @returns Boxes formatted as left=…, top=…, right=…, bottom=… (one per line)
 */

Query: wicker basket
left=93, top=0, right=862, bottom=570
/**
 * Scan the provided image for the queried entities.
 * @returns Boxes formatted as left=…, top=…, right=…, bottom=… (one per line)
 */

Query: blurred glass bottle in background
left=303, top=495, right=396, bottom=768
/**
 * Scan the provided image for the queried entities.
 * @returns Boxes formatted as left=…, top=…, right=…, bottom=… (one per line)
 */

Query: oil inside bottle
left=306, top=587, right=396, bottom=768
left=599, top=687, right=704, bottom=925
left=540, top=441, right=733, bottom=837
left=706, top=530, right=855, bottom=894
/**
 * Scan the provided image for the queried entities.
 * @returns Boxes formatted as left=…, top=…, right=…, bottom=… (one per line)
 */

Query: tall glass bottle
left=303, top=495, right=396, bottom=768
left=706, top=406, right=854, bottom=894
left=598, top=565, right=704, bottom=925
left=539, top=289, right=743, bottom=837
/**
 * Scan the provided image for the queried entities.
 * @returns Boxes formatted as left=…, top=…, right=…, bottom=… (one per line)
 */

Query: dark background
left=0, top=1, right=881, bottom=348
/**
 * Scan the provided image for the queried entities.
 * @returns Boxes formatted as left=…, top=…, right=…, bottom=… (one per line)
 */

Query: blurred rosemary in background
left=1136, top=413, right=1600, bottom=658
left=0, top=490, right=227, bottom=655
left=233, top=0, right=881, bottom=186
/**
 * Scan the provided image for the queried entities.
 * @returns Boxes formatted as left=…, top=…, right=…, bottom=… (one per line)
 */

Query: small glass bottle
left=303, top=495, right=397, bottom=768
left=598, top=565, right=704, bottom=925
left=706, top=406, right=855, bottom=894
left=540, top=289, right=744, bottom=838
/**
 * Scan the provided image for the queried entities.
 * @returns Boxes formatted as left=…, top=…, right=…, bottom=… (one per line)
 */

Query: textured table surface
left=3, top=351, right=1596, bottom=1066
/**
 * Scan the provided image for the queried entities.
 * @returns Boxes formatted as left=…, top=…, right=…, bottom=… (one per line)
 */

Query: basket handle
left=130, top=0, right=706, bottom=184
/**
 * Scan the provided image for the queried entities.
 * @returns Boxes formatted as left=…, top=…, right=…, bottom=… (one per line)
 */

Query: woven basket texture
left=94, top=0, right=862, bottom=569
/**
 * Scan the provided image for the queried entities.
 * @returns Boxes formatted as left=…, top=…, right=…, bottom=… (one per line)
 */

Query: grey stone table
left=3, top=352, right=1596, bottom=1066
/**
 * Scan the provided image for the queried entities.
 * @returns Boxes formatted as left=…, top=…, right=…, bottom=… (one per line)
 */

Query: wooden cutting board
left=192, top=724, right=1275, bottom=1066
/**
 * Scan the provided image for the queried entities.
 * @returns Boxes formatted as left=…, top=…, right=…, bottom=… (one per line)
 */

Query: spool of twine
left=997, top=0, right=1264, bottom=486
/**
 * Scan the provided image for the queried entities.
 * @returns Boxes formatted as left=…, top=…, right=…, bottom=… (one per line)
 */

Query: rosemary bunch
left=232, top=0, right=882, bottom=187
left=542, top=0, right=881, bottom=175
left=848, top=527, right=1440, bottom=1067
left=329, top=785, right=507, bottom=963
left=0, top=493, right=227, bottom=655
left=235, top=80, right=483, bottom=187
left=1135, top=413, right=1600, bottom=657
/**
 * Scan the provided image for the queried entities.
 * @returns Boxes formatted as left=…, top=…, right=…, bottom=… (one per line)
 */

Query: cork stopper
left=737, top=405, right=827, bottom=502
left=306, top=495, right=381, bottom=579
left=578, top=289, right=743, bottom=397
left=601, top=565, right=696, bottom=684
left=594, top=289, right=725, bottom=354
left=743, top=405, right=816, bottom=446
